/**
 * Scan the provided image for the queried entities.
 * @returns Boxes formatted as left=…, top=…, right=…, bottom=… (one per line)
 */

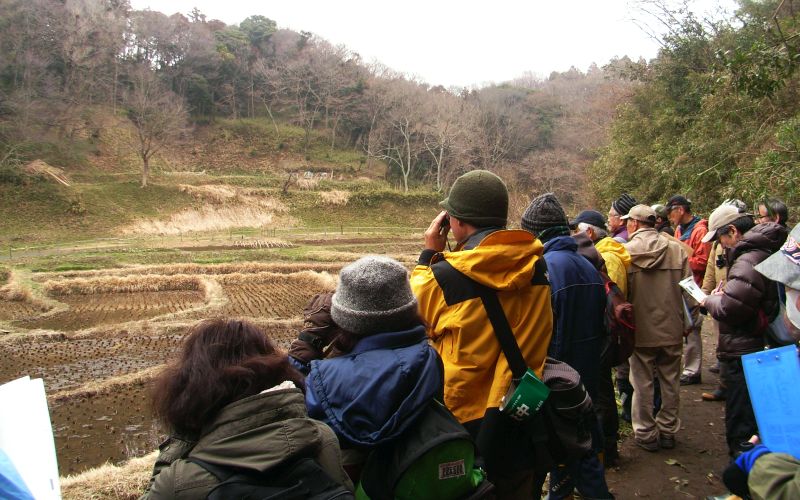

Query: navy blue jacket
left=543, top=236, right=606, bottom=398
left=295, top=325, right=443, bottom=448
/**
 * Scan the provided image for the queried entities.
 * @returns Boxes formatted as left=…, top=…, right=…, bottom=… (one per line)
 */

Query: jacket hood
left=446, top=229, right=543, bottom=292
left=596, top=237, right=631, bottom=269
left=307, top=325, right=442, bottom=447
left=626, top=228, right=672, bottom=269
left=732, top=222, right=789, bottom=260
left=189, top=389, right=325, bottom=472
left=544, top=234, right=578, bottom=254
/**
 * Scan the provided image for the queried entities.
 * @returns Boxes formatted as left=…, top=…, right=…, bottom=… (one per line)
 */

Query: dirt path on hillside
left=605, top=321, right=731, bottom=498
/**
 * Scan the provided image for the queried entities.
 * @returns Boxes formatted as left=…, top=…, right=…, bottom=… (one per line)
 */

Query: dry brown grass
left=0, top=270, right=51, bottom=314
left=318, top=189, right=351, bottom=206
left=295, top=177, right=319, bottom=190
left=43, top=274, right=204, bottom=296
left=60, top=451, right=156, bottom=500
left=39, top=262, right=345, bottom=280
left=123, top=204, right=292, bottom=235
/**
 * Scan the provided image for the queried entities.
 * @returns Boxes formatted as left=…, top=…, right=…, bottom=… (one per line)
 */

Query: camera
left=441, top=214, right=450, bottom=229
left=716, top=254, right=726, bottom=269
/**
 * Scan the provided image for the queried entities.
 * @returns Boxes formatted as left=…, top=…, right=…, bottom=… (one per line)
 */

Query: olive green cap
left=439, top=170, right=508, bottom=227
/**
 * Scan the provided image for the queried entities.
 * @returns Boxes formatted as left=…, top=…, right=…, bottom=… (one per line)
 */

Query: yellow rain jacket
left=410, top=229, right=553, bottom=424
left=595, top=236, right=632, bottom=298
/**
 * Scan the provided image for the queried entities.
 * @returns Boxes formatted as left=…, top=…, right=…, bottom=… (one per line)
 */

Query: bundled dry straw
left=232, top=239, right=296, bottom=249
left=60, top=451, right=156, bottom=500
left=44, top=274, right=205, bottom=296
left=215, top=270, right=337, bottom=291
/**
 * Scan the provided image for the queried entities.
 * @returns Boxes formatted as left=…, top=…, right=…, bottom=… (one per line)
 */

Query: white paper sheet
left=679, top=276, right=707, bottom=304
left=0, top=376, right=62, bottom=500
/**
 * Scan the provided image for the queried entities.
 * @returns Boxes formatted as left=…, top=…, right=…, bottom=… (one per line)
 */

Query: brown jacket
left=704, top=223, right=788, bottom=359
left=625, top=228, right=690, bottom=347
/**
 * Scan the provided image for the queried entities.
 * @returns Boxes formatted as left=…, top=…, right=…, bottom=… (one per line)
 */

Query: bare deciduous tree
left=124, top=66, right=188, bottom=187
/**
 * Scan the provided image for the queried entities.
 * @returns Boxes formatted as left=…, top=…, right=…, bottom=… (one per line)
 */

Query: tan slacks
left=629, top=344, right=682, bottom=442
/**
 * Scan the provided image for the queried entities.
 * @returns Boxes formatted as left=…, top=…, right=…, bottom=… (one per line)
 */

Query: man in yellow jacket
left=410, top=170, right=553, bottom=500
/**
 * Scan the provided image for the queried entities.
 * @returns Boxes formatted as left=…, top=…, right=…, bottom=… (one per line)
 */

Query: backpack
left=186, top=456, right=354, bottom=500
left=357, top=400, right=493, bottom=500
left=600, top=270, right=636, bottom=365
left=532, top=357, right=595, bottom=469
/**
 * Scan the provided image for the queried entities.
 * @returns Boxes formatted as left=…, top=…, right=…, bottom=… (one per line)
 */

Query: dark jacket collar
left=543, top=234, right=578, bottom=254
left=461, top=226, right=504, bottom=250
left=350, top=325, right=428, bottom=355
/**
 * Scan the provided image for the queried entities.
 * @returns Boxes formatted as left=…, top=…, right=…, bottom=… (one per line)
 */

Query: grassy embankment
left=1, top=117, right=440, bottom=270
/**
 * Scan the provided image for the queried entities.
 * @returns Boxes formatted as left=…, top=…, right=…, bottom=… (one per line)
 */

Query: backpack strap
left=431, top=259, right=529, bottom=380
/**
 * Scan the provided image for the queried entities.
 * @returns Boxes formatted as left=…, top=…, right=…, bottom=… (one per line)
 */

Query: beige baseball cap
left=702, top=204, right=743, bottom=243
left=620, top=204, right=656, bottom=224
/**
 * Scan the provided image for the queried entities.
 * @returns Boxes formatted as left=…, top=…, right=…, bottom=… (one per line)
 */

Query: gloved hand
left=288, top=293, right=346, bottom=364
left=722, top=444, right=771, bottom=498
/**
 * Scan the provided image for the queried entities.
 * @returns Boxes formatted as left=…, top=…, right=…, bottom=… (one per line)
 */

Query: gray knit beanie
left=439, top=170, right=508, bottom=227
left=521, top=193, right=569, bottom=235
left=331, top=255, right=419, bottom=336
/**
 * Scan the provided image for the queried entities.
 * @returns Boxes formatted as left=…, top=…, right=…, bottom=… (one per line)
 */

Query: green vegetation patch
left=283, top=189, right=440, bottom=228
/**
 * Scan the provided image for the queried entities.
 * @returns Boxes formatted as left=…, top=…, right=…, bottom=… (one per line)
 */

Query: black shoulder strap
left=431, top=259, right=528, bottom=380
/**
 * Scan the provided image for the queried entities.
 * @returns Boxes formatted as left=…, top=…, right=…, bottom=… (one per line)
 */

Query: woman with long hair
left=141, top=318, right=352, bottom=498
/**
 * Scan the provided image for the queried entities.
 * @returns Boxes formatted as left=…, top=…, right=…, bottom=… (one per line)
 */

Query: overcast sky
left=129, top=0, right=736, bottom=88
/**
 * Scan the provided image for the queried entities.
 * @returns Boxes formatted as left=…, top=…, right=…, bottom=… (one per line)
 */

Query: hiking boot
left=635, top=437, right=659, bottom=452
left=702, top=389, right=726, bottom=402
left=659, top=434, right=675, bottom=449
left=680, top=374, right=701, bottom=385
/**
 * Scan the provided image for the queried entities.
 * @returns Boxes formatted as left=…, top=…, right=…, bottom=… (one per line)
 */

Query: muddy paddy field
left=0, top=233, right=420, bottom=479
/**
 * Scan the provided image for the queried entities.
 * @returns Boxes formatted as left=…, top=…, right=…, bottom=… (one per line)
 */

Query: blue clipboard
left=742, top=345, right=800, bottom=459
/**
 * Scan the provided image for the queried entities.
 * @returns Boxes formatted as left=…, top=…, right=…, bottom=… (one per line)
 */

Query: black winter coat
left=705, top=223, right=788, bottom=359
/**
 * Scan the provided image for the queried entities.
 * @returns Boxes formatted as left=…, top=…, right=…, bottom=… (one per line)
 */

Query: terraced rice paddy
left=0, top=260, right=352, bottom=475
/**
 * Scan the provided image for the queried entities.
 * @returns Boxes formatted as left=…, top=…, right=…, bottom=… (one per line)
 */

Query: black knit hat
left=440, top=170, right=508, bottom=227
left=521, top=193, right=569, bottom=235
left=612, top=193, right=637, bottom=216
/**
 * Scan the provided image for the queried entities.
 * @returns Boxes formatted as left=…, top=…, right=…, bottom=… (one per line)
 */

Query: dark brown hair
left=152, top=318, right=305, bottom=438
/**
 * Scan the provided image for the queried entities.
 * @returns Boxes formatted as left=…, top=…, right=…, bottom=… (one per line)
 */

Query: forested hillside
left=593, top=0, right=800, bottom=214
left=5, top=0, right=792, bottom=222
left=0, top=0, right=634, bottom=214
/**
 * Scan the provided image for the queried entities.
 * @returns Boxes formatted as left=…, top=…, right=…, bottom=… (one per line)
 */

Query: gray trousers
left=682, top=309, right=703, bottom=377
